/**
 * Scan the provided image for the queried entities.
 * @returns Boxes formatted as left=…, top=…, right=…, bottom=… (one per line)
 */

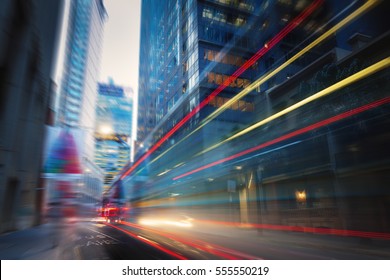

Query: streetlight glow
left=99, top=125, right=113, bottom=135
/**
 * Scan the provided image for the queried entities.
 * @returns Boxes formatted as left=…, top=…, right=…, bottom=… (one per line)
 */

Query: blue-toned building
left=137, top=0, right=334, bottom=159
left=57, top=0, right=107, bottom=161
left=130, top=0, right=390, bottom=240
left=54, top=0, right=107, bottom=207
left=95, top=80, right=134, bottom=190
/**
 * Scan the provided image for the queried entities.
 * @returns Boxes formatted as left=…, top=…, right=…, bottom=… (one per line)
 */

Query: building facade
left=95, top=80, right=133, bottom=191
left=137, top=0, right=263, bottom=160
left=57, top=0, right=107, bottom=160
left=125, top=0, right=390, bottom=237
left=0, top=0, right=64, bottom=232
left=52, top=0, right=107, bottom=207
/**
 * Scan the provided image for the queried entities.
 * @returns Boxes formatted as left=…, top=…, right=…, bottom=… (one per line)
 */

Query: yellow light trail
left=196, top=57, right=390, bottom=156
left=145, top=0, right=380, bottom=168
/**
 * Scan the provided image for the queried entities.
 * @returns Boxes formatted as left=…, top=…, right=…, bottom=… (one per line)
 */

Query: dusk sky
left=99, top=0, right=141, bottom=141
left=99, top=0, right=141, bottom=93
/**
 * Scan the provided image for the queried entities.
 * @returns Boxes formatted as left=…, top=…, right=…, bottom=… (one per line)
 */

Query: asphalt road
left=1, top=219, right=389, bottom=260
left=50, top=221, right=192, bottom=260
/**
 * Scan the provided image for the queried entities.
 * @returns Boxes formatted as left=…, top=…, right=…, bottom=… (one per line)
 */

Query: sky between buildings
left=100, top=0, right=141, bottom=142
left=100, top=0, right=141, bottom=92
left=53, top=0, right=141, bottom=141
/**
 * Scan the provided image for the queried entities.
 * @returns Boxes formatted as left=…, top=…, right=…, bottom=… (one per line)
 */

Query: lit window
left=217, top=97, right=224, bottom=107
left=207, top=72, right=215, bottom=83
left=295, top=190, right=307, bottom=203
left=202, top=8, right=212, bottom=19
left=215, top=74, right=223, bottom=85
left=238, top=100, right=246, bottom=111
left=232, top=100, right=239, bottom=110
left=209, top=98, right=216, bottom=107
left=235, top=16, right=246, bottom=26
left=207, top=50, right=215, bottom=61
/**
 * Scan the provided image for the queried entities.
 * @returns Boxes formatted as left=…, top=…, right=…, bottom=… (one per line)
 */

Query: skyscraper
left=136, top=0, right=265, bottom=161
left=95, top=80, right=133, bottom=190
left=130, top=0, right=390, bottom=237
left=50, top=0, right=107, bottom=210
left=57, top=0, right=107, bottom=161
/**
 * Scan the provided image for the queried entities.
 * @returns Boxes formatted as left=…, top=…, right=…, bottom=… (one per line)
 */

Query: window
left=206, top=71, right=251, bottom=89
left=207, top=72, right=215, bottom=83
left=209, top=97, right=216, bottom=107
left=217, top=97, right=224, bottom=107
left=232, top=100, right=239, bottom=110
left=223, top=75, right=231, bottom=86
left=241, top=100, right=247, bottom=111
left=202, top=8, right=213, bottom=19
left=215, top=74, right=223, bottom=85
left=208, top=96, right=254, bottom=112
left=183, top=61, right=188, bottom=73
left=236, top=78, right=244, bottom=88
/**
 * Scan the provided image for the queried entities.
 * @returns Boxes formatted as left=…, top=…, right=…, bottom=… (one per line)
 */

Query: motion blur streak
left=147, top=0, right=381, bottom=170
left=106, top=223, right=187, bottom=260
left=197, top=220, right=390, bottom=240
left=174, top=95, right=390, bottom=180
left=119, top=0, right=323, bottom=180
left=196, top=57, right=390, bottom=156
left=121, top=221, right=262, bottom=260
left=123, top=221, right=239, bottom=260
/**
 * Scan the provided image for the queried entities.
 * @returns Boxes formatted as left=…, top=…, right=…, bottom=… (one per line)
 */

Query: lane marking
left=86, top=226, right=122, bottom=242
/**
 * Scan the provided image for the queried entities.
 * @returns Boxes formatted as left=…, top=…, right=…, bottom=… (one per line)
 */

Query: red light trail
left=121, top=221, right=262, bottom=260
left=120, top=0, right=324, bottom=180
left=173, top=96, right=390, bottom=180
left=106, top=223, right=188, bottom=260
left=197, top=219, right=390, bottom=240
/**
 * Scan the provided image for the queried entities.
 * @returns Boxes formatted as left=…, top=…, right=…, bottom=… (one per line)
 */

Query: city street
left=1, top=217, right=389, bottom=260
left=1, top=0, right=390, bottom=265
left=0, top=219, right=183, bottom=260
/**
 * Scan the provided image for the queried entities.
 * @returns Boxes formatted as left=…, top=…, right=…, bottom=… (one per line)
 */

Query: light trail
left=147, top=0, right=379, bottom=168
left=105, top=222, right=188, bottom=260
left=173, top=95, right=390, bottom=180
left=121, top=221, right=262, bottom=260
left=196, top=220, right=390, bottom=240
left=195, top=57, right=390, bottom=157
left=119, top=0, right=324, bottom=180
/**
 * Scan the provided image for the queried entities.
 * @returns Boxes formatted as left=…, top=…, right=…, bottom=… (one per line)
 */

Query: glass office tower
left=95, top=81, right=133, bottom=190
left=57, top=0, right=107, bottom=161
left=128, top=0, right=390, bottom=251
left=137, top=0, right=261, bottom=158
left=52, top=0, right=107, bottom=210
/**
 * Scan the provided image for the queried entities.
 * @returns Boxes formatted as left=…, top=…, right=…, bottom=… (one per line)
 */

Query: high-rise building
left=137, top=0, right=309, bottom=157
left=51, top=0, right=107, bottom=207
left=136, top=0, right=279, bottom=162
left=0, top=0, right=64, bottom=232
left=95, top=80, right=134, bottom=190
left=132, top=0, right=277, bottom=208
left=129, top=0, right=390, bottom=237
left=57, top=0, right=107, bottom=161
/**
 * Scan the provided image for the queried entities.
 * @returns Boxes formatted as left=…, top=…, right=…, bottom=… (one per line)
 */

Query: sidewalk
left=0, top=221, right=77, bottom=260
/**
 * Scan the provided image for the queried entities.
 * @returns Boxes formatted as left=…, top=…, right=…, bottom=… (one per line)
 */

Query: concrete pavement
left=0, top=219, right=83, bottom=260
